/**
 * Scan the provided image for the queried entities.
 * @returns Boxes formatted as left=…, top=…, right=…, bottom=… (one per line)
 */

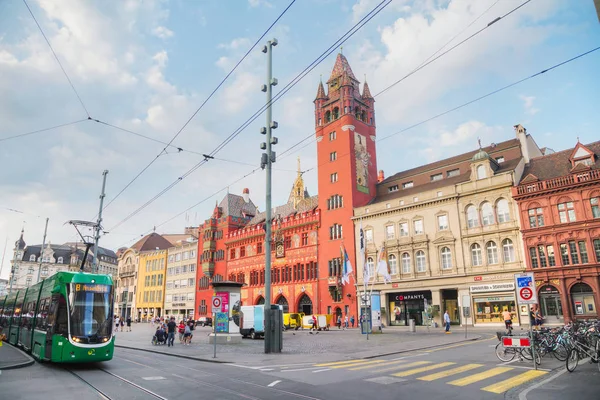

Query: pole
left=261, top=38, right=278, bottom=354
left=9, top=233, right=19, bottom=293
left=528, top=304, right=537, bottom=370
left=213, top=312, right=217, bottom=358
left=93, top=170, right=108, bottom=274
left=35, top=218, right=49, bottom=284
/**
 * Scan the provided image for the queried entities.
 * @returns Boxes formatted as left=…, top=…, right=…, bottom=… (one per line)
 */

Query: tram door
left=45, top=295, right=59, bottom=360
left=46, top=294, right=68, bottom=360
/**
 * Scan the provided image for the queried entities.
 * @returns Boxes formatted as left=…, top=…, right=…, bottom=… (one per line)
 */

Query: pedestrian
left=344, top=315, right=349, bottom=329
left=350, top=315, right=355, bottom=328
left=187, top=320, right=194, bottom=344
left=337, top=315, right=342, bottom=329
left=166, top=317, right=177, bottom=347
left=126, top=316, right=132, bottom=332
left=120, top=318, right=125, bottom=332
left=443, top=310, right=451, bottom=333
left=309, top=315, right=318, bottom=333
left=115, top=316, right=120, bottom=333
left=529, top=306, right=538, bottom=330
left=183, top=323, right=192, bottom=345
left=178, top=320, right=185, bottom=343
left=535, top=306, right=543, bottom=329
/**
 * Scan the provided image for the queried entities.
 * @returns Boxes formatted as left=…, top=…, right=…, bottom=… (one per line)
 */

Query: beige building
left=164, top=239, right=198, bottom=319
left=354, top=126, right=542, bottom=327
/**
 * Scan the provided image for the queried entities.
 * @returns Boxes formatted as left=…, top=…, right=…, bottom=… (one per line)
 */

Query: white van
left=239, top=306, right=265, bottom=339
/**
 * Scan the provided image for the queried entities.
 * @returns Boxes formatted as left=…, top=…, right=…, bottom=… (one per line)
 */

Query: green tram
left=0, top=271, right=115, bottom=363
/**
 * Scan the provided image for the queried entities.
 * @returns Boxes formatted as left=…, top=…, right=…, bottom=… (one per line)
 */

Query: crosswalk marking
left=481, top=370, right=548, bottom=394
left=417, top=364, right=483, bottom=381
left=314, top=359, right=362, bottom=367
left=349, top=359, right=416, bottom=371
left=329, top=360, right=386, bottom=369
left=392, top=362, right=455, bottom=377
left=368, top=361, right=431, bottom=374
left=448, top=367, right=513, bottom=387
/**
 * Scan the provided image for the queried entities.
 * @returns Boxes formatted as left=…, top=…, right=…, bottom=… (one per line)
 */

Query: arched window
left=388, top=254, right=398, bottom=275
left=401, top=253, right=411, bottom=273
left=416, top=251, right=426, bottom=272
left=471, top=243, right=482, bottom=266
left=41, top=266, right=48, bottom=276
left=367, top=257, right=375, bottom=278
left=476, top=165, right=487, bottom=179
left=481, top=202, right=494, bottom=226
left=361, top=111, right=366, bottom=121
left=57, top=257, right=63, bottom=264
left=325, top=110, right=331, bottom=122
left=486, top=241, right=499, bottom=264
left=466, top=205, right=479, bottom=228
left=502, top=239, right=515, bottom=262
left=441, top=247, right=452, bottom=270
left=355, top=107, right=360, bottom=118
left=29, top=254, right=36, bottom=262
left=496, top=199, right=510, bottom=223
left=333, top=107, right=339, bottom=119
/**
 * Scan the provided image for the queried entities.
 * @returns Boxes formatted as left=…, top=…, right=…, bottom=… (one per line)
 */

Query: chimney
left=243, top=188, right=250, bottom=203
left=377, top=170, right=385, bottom=183
left=514, top=124, right=530, bottom=163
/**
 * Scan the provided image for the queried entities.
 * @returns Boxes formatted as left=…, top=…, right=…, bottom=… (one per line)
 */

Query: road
left=1, top=335, right=598, bottom=399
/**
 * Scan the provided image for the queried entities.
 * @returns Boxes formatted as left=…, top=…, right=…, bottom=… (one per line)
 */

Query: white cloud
left=520, top=95, right=540, bottom=115
left=152, top=26, right=174, bottom=39
left=220, top=71, right=261, bottom=113
left=248, top=0, right=272, bottom=8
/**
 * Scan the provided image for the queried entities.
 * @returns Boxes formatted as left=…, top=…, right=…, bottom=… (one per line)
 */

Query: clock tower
left=314, top=53, right=377, bottom=316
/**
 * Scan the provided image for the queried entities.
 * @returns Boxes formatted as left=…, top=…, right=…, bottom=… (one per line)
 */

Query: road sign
left=502, top=336, right=531, bottom=347
left=212, top=296, right=222, bottom=313
left=514, top=272, right=538, bottom=304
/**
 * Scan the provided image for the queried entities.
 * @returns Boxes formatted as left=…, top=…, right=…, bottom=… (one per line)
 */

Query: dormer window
left=570, top=142, right=595, bottom=168
left=388, top=185, right=399, bottom=193
left=402, top=181, right=413, bottom=189
left=476, top=165, right=487, bottom=179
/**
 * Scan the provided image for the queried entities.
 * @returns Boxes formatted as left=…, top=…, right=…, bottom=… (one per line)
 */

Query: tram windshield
left=68, top=283, right=113, bottom=342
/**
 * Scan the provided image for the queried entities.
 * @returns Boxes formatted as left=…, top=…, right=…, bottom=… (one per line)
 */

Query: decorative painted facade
left=513, top=139, right=600, bottom=323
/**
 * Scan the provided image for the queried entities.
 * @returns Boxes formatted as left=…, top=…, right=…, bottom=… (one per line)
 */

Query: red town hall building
left=512, top=140, right=600, bottom=323
left=195, top=53, right=378, bottom=319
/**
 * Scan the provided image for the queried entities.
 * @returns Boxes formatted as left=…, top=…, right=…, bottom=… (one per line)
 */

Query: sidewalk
left=0, top=341, right=35, bottom=370
left=114, top=323, right=488, bottom=365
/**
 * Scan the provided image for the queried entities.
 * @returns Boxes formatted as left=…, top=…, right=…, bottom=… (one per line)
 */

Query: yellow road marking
left=417, top=364, right=483, bottom=381
left=314, top=359, right=363, bottom=367
left=448, top=367, right=513, bottom=386
left=481, top=370, right=548, bottom=394
left=392, top=362, right=455, bottom=377
left=369, top=361, right=432, bottom=374
left=350, top=360, right=426, bottom=371
left=329, top=360, right=386, bottom=369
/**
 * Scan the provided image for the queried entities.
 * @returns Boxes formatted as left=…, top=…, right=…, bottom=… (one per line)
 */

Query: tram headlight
left=72, top=337, right=80, bottom=342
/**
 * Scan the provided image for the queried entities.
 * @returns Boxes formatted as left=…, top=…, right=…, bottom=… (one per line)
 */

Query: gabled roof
left=131, top=233, right=173, bottom=252
left=327, top=53, right=357, bottom=83
left=218, top=193, right=257, bottom=219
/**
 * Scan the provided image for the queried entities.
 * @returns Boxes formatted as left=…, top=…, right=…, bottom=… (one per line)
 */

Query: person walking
left=115, top=316, right=120, bottom=333
left=344, top=315, right=349, bottom=329
left=183, top=323, right=192, bottom=345
left=166, top=317, right=177, bottom=347
left=337, top=315, right=342, bottom=329
left=178, top=320, right=185, bottom=343
left=443, top=310, right=451, bottom=334
left=126, top=316, right=132, bottom=332
left=350, top=315, right=355, bottom=328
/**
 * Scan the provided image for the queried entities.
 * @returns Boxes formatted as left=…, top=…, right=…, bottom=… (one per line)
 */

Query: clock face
left=276, top=243, right=284, bottom=258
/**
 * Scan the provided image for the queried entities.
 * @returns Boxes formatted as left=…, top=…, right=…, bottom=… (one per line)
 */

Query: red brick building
left=512, top=140, right=600, bottom=323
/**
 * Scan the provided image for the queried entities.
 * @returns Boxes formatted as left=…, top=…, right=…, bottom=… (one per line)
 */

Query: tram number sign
left=515, top=272, right=537, bottom=304
left=212, top=296, right=222, bottom=313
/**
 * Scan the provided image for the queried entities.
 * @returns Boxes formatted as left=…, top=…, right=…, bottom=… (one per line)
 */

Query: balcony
left=202, top=261, right=215, bottom=277
left=203, top=240, right=216, bottom=251
left=516, top=169, right=600, bottom=196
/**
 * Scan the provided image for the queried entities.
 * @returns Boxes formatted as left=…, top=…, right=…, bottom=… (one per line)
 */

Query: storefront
left=470, top=282, right=518, bottom=325
left=538, top=284, right=563, bottom=323
left=570, top=282, right=597, bottom=318
left=387, top=291, right=432, bottom=326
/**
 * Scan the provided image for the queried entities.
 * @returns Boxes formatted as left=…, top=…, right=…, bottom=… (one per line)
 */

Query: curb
left=116, top=334, right=484, bottom=365
left=0, top=342, right=36, bottom=370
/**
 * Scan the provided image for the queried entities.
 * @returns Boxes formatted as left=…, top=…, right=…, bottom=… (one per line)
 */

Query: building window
left=496, top=199, right=510, bottom=223
left=257, top=242, right=263, bottom=254
left=558, top=202, right=576, bottom=223
left=431, top=173, right=442, bottom=181
left=437, top=191, right=443, bottom=197
left=441, top=247, right=452, bottom=270
left=399, top=200, right=405, bottom=206
left=401, top=253, right=411, bottom=274
left=330, top=151, right=337, bottom=161
left=502, top=239, right=515, bottom=263
left=416, top=251, right=426, bottom=272
left=594, top=239, right=600, bottom=262
left=568, top=241, right=579, bottom=264
left=437, top=215, right=448, bottom=231
left=328, top=258, right=342, bottom=277
left=486, top=241, right=499, bottom=264
left=26, top=277, right=32, bottom=287
left=28, top=267, right=34, bottom=274
left=388, top=185, right=399, bottom=192
left=413, top=220, right=423, bottom=235
left=284, top=236, right=292, bottom=249
left=385, top=225, right=395, bottom=240
left=413, top=197, right=419, bottom=203
left=528, top=208, right=544, bottom=228
left=328, top=194, right=343, bottom=210
left=402, top=181, right=413, bottom=189
left=57, top=257, right=63, bottom=264
left=302, top=233, right=308, bottom=246
left=471, top=243, right=482, bottom=266
left=496, top=156, right=505, bottom=163
left=329, top=224, right=343, bottom=240
left=476, top=165, right=487, bottom=179
left=41, top=266, right=48, bottom=276
left=29, top=254, right=36, bottom=262
left=547, top=245, right=556, bottom=266
left=538, top=245, right=547, bottom=268
left=560, top=244, right=570, bottom=265
left=467, top=205, right=479, bottom=228
left=529, top=247, right=539, bottom=268
left=399, top=222, right=408, bottom=237
left=579, top=241, right=589, bottom=263
left=230, top=249, right=236, bottom=260
left=329, top=131, right=336, bottom=141
left=240, top=246, right=246, bottom=257
left=366, top=257, right=375, bottom=277
left=388, top=254, right=398, bottom=275
left=591, top=197, right=600, bottom=218
left=365, top=229, right=373, bottom=243
left=481, top=202, right=494, bottom=226
left=330, top=173, right=338, bottom=183
left=447, top=168, right=459, bottom=177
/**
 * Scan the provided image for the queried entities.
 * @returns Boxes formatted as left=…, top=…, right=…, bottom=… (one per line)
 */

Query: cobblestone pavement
left=113, top=323, right=487, bottom=364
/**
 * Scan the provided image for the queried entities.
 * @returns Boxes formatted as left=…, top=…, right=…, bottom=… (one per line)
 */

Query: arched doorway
left=298, top=294, right=312, bottom=315
left=276, top=295, right=289, bottom=313
left=334, top=307, right=342, bottom=326
left=570, top=283, right=596, bottom=317
left=256, top=296, right=265, bottom=305
left=538, top=285, right=562, bottom=322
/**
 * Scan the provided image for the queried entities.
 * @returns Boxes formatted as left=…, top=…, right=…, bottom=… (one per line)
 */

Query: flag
left=377, top=242, right=392, bottom=284
left=359, top=220, right=365, bottom=263
left=340, top=245, right=353, bottom=285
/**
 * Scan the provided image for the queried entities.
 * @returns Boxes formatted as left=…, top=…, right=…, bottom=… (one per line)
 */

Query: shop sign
left=540, top=286, right=559, bottom=295
left=470, top=282, right=515, bottom=293
left=473, top=274, right=513, bottom=282
left=474, top=296, right=515, bottom=303
left=392, top=292, right=428, bottom=301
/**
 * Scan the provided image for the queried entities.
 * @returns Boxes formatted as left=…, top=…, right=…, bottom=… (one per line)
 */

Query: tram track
left=64, top=366, right=169, bottom=400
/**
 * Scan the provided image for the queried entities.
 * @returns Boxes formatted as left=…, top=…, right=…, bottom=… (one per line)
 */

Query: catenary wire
left=105, top=0, right=392, bottom=232
left=22, top=0, right=91, bottom=118
left=0, top=119, right=89, bottom=142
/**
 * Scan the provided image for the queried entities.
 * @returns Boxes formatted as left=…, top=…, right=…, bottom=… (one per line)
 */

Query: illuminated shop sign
left=470, top=282, right=515, bottom=293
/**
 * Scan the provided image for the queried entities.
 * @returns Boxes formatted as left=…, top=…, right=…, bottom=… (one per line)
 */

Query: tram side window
left=36, top=298, right=50, bottom=330
left=22, top=300, right=37, bottom=330
left=54, top=295, right=69, bottom=337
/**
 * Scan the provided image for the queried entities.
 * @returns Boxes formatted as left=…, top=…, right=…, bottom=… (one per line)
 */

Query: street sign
left=514, top=272, right=538, bottom=304
left=212, top=296, right=222, bottom=313
left=502, top=336, right=531, bottom=347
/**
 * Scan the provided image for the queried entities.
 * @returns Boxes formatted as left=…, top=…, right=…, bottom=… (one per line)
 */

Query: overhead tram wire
left=22, top=0, right=91, bottom=119
left=99, top=0, right=297, bottom=214
left=105, top=0, right=393, bottom=233
left=0, top=119, right=89, bottom=143
left=373, top=0, right=533, bottom=98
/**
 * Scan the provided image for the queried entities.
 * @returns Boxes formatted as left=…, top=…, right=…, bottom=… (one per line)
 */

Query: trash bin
left=409, top=319, right=416, bottom=332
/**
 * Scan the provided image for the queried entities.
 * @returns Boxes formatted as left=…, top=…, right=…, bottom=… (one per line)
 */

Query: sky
left=1, top=0, right=599, bottom=279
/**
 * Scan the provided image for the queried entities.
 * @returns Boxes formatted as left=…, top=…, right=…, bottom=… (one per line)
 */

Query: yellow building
left=135, top=241, right=170, bottom=322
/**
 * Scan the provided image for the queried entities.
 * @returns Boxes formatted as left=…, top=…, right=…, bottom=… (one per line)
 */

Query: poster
left=229, top=292, right=241, bottom=334
left=215, top=312, right=229, bottom=333
left=354, top=132, right=371, bottom=194
left=371, top=292, right=382, bottom=328
left=216, top=291, right=230, bottom=313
